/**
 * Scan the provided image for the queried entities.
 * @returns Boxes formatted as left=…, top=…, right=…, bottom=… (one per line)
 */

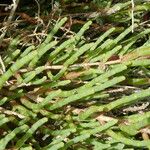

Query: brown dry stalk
left=0, top=107, right=25, bottom=119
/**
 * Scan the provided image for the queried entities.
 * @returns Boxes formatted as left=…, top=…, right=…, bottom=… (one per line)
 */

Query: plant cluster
left=0, top=0, right=150, bottom=150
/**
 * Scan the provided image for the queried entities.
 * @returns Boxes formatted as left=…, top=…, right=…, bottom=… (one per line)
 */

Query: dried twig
left=0, top=55, right=6, bottom=73
left=0, top=0, right=20, bottom=46
left=123, top=102, right=149, bottom=112
left=131, top=0, right=135, bottom=32
left=0, top=107, right=25, bottom=119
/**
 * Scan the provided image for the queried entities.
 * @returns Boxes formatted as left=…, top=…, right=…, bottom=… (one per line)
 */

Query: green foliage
left=0, top=5, right=150, bottom=149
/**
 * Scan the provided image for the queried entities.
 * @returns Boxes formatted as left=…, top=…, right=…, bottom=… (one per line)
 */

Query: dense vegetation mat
left=0, top=1, right=150, bottom=149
